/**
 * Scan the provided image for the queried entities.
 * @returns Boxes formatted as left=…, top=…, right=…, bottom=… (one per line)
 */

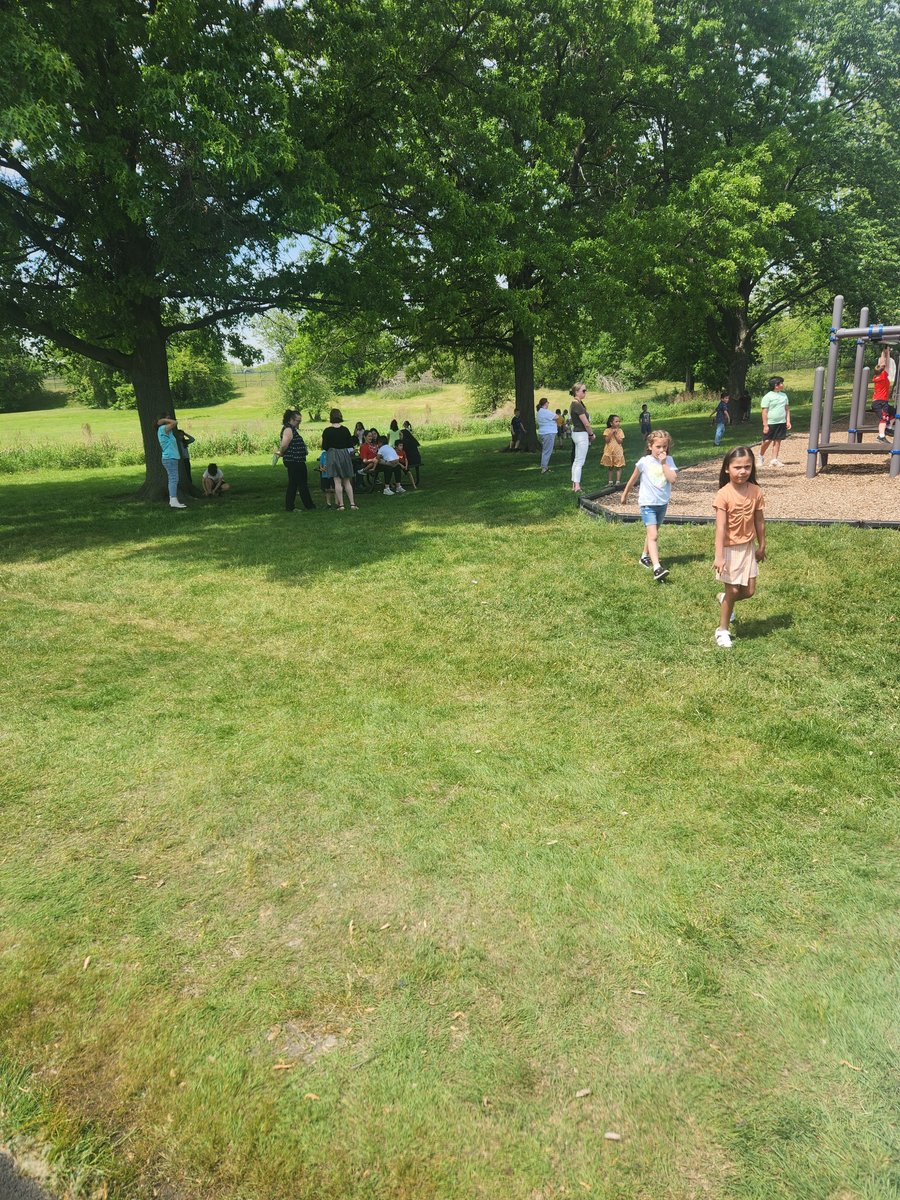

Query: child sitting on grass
left=202, top=462, right=230, bottom=496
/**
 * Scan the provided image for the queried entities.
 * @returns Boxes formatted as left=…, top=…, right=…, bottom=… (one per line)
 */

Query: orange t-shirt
left=713, top=482, right=764, bottom=546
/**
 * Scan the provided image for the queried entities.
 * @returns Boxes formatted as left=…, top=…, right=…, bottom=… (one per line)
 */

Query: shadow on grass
left=0, top=439, right=585, bottom=584
left=735, top=613, right=794, bottom=638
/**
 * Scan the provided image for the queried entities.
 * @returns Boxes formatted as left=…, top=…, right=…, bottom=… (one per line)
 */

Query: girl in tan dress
left=600, top=414, right=625, bottom=485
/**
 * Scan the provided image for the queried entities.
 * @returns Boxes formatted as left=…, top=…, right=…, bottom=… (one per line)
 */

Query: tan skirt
left=716, top=540, right=758, bottom=586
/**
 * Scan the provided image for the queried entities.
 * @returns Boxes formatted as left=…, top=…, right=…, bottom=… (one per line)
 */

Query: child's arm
left=754, top=505, right=766, bottom=562
left=655, top=448, right=677, bottom=482
left=714, top=507, right=727, bottom=574
left=620, top=464, right=640, bottom=504
left=784, top=401, right=791, bottom=431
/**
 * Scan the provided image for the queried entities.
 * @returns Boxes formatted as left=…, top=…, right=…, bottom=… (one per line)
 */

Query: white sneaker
left=169, top=498, right=187, bottom=509
left=770, top=458, right=782, bottom=467
left=715, top=628, right=733, bottom=648
left=395, top=484, right=406, bottom=494
left=383, top=487, right=394, bottom=496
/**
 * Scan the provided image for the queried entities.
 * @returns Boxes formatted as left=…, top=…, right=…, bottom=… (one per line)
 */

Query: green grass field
left=1, top=384, right=896, bottom=1200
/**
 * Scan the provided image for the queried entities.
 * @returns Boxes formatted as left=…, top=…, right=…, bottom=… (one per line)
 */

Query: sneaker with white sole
left=770, top=458, right=783, bottom=467
left=715, top=628, right=733, bottom=648
left=395, top=484, right=406, bottom=494
left=639, top=553, right=652, bottom=568
left=383, top=487, right=394, bottom=495
left=169, top=497, right=187, bottom=509
left=652, top=565, right=669, bottom=582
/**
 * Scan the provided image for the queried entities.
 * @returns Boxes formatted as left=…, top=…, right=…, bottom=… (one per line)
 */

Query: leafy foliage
left=0, top=334, right=44, bottom=411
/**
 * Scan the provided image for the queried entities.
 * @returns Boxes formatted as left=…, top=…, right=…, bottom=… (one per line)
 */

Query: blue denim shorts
left=639, top=503, right=668, bottom=526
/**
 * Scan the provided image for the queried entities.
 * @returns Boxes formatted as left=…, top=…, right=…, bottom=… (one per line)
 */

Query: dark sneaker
left=653, top=565, right=669, bottom=582
left=639, top=553, right=652, bottom=568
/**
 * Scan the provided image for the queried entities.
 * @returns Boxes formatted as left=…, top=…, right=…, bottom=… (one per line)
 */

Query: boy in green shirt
left=757, top=376, right=791, bottom=468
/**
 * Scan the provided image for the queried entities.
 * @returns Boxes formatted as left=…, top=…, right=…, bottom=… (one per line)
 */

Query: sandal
left=336, top=505, right=345, bottom=511
left=350, top=504, right=359, bottom=510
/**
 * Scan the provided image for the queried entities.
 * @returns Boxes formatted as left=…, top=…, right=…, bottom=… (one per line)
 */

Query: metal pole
left=821, top=295, right=844, bottom=446
left=891, top=367, right=900, bottom=476
left=807, top=366, right=825, bottom=478
left=848, top=307, right=868, bottom=443
left=833, top=324, right=900, bottom=339
left=859, top=367, right=870, bottom=438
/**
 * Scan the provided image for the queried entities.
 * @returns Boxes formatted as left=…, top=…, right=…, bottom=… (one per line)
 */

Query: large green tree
left=324, top=0, right=655, bottom=448
left=0, top=0, right=365, bottom=497
left=622, top=0, right=900, bottom=396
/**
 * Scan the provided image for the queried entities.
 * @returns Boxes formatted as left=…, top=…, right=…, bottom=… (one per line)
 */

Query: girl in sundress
left=600, top=414, right=625, bottom=485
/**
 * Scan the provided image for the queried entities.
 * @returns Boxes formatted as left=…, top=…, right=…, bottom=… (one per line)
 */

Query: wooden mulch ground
left=583, top=420, right=900, bottom=527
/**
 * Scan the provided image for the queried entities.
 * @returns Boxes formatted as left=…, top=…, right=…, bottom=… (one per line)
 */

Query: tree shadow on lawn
left=0, top=453, right=579, bottom=583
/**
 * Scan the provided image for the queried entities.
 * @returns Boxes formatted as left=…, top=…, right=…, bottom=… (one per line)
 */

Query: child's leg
left=718, top=583, right=741, bottom=629
left=615, top=469, right=621, bottom=484
left=771, top=438, right=782, bottom=460
left=645, top=522, right=661, bottom=567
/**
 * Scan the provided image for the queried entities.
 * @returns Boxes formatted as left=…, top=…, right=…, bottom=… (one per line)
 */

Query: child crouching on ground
left=713, top=446, right=765, bottom=649
left=620, top=430, right=677, bottom=582
left=202, top=462, right=230, bottom=496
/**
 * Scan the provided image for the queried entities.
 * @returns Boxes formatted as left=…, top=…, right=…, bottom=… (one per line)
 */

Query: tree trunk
left=685, top=362, right=695, bottom=395
left=128, top=326, right=180, bottom=501
left=707, top=303, right=754, bottom=402
left=511, top=327, right=538, bottom=451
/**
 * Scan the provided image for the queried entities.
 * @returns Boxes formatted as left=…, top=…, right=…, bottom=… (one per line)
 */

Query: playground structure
left=806, top=295, right=900, bottom=478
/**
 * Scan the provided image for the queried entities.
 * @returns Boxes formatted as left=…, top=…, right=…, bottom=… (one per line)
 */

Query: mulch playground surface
left=582, top=421, right=899, bottom=528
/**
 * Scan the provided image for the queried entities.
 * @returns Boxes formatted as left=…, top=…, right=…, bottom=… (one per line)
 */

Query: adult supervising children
left=757, top=376, right=790, bottom=467
left=569, top=382, right=595, bottom=493
left=536, top=397, right=558, bottom=473
left=275, top=409, right=315, bottom=512
left=157, top=414, right=187, bottom=508
left=321, top=408, right=358, bottom=510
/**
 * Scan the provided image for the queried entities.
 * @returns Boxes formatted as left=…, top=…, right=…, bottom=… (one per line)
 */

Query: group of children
left=620, top=427, right=765, bottom=649
left=321, top=422, right=421, bottom=502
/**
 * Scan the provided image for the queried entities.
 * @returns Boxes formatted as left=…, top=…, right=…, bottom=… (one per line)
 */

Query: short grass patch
left=0, top=426, right=896, bottom=1200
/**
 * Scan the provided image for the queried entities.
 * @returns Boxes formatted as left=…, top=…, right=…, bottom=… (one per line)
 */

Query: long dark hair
left=719, top=446, right=758, bottom=487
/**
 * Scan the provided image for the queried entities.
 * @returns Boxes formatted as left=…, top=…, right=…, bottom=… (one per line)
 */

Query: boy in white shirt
left=202, top=462, right=230, bottom=496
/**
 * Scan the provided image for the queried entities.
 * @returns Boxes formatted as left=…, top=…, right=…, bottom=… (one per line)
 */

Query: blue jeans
left=540, top=433, right=556, bottom=470
left=714, top=421, right=726, bottom=446
left=163, top=458, right=180, bottom=499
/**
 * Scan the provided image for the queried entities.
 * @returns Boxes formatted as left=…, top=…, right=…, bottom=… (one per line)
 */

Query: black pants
left=285, top=462, right=314, bottom=510
left=379, top=464, right=401, bottom=486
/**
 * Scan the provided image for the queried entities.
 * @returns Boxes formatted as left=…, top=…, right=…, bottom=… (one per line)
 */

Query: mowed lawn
left=0, top=429, right=897, bottom=1200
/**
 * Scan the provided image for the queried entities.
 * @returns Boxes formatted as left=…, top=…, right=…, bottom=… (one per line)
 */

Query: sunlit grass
left=0, top=427, right=895, bottom=1200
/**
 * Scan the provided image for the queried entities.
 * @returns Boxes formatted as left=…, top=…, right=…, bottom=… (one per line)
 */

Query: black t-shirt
left=570, top=400, right=589, bottom=430
left=321, top=425, right=354, bottom=450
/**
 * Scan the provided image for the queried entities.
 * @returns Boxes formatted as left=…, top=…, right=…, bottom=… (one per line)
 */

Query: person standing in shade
left=757, top=376, right=790, bottom=467
left=157, top=414, right=187, bottom=508
left=399, top=422, right=422, bottom=487
left=711, top=392, right=731, bottom=447
left=275, top=409, right=315, bottom=512
left=569, top=382, right=595, bottom=493
left=321, top=408, right=358, bottom=511
left=536, top=397, right=558, bottom=473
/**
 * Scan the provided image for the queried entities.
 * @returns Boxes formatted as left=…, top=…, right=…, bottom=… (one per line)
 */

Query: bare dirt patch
left=591, top=424, right=899, bottom=525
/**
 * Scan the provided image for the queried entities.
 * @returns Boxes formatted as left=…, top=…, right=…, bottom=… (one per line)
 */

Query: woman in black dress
left=321, top=408, right=358, bottom=510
